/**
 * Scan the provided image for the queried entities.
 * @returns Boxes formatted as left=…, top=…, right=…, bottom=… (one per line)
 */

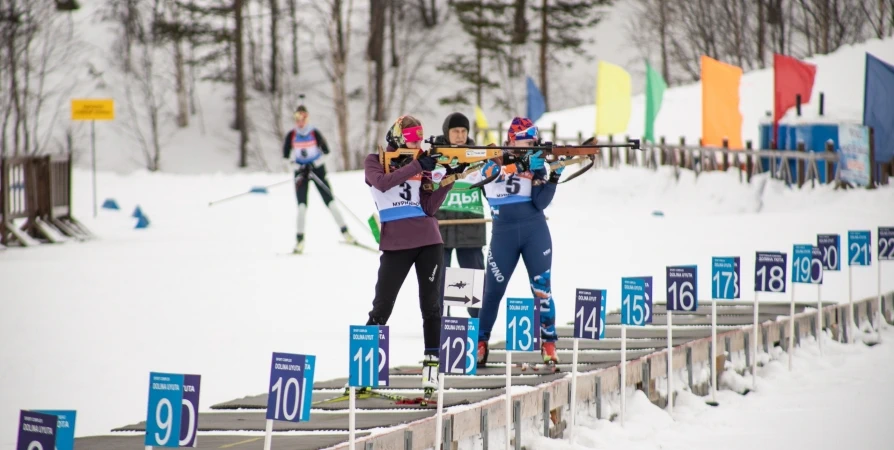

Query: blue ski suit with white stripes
left=476, top=159, right=560, bottom=344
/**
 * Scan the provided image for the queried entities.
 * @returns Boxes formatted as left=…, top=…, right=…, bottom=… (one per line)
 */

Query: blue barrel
left=794, top=123, right=839, bottom=183
left=758, top=122, right=773, bottom=171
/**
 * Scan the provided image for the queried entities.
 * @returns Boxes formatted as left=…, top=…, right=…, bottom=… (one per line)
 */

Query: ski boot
left=341, top=227, right=357, bottom=245
left=477, top=340, right=489, bottom=367
left=541, top=341, right=560, bottom=372
left=421, top=354, right=439, bottom=406
left=293, top=235, right=305, bottom=254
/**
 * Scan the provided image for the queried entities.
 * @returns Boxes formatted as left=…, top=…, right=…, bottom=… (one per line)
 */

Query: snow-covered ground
left=1, top=164, right=893, bottom=447
left=524, top=326, right=894, bottom=450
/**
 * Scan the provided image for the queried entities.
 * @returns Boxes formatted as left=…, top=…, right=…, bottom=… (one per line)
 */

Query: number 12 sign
left=145, top=372, right=202, bottom=448
left=666, top=266, right=698, bottom=311
left=574, top=289, right=606, bottom=340
left=439, top=317, right=479, bottom=375
left=506, top=298, right=540, bottom=351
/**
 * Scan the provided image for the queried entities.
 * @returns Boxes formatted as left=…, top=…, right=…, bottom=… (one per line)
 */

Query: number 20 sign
left=145, top=372, right=201, bottom=448
left=506, top=298, right=540, bottom=351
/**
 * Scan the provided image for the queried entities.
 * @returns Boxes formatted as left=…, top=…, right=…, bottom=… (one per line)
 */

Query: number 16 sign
left=145, top=372, right=201, bottom=448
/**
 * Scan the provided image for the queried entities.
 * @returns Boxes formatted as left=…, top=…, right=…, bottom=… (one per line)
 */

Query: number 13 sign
left=506, top=298, right=540, bottom=351
left=145, top=372, right=201, bottom=448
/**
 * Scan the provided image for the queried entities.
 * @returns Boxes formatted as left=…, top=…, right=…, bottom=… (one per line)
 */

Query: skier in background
left=474, top=117, right=564, bottom=368
left=432, top=112, right=485, bottom=319
left=283, top=104, right=355, bottom=254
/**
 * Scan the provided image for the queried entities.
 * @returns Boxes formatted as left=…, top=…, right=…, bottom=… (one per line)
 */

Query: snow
left=524, top=328, right=894, bottom=450
left=1, top=164, right=892, bottom=447
left=535, top=36, right=894, bottom=146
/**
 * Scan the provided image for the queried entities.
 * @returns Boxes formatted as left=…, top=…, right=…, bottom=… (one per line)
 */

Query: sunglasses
left=513, top=125, right=539, bottom=141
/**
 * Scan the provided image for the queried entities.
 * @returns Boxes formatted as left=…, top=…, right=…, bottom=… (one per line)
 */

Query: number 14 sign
left=574, top=289, right=606, bottom=340
left=145, top=372, right=201, bottom=448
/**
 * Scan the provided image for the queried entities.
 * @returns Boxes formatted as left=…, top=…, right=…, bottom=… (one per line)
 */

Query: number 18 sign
left=506, top=298, right=540, bottom=351
left=145, top=372, right=202, bottom=448
left=755, top=252, right=787, bottom=293
left=574, top=289, right=606, bottom=340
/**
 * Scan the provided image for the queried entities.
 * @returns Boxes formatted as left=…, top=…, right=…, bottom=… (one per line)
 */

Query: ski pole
left=208, top=178, right=297, bottom=207
left=305, top=170, right=370, bottom=230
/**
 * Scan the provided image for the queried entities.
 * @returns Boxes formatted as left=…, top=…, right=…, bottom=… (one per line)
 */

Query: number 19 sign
left=506, top=298, right=540, bottom=351
left=574, top=289, right=606, bottom=340
left=145, top=372, right=202, bottom=448
left=666, top=266, right=698, bottom=311
left=793, top=244, right=823, bottom=284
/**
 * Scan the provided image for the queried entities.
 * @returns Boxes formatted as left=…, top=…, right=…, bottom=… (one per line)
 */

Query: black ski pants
left=366, top=243, right=444, bottom=355
left=295, top=165, right=334, bottom=206
left=439, top=247, right=484, bottom=318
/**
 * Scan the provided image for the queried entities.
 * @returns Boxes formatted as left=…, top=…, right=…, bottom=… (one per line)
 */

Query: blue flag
left=863, top=53, right=894, bottom=164
left=526, top=76, right=546, bottom=123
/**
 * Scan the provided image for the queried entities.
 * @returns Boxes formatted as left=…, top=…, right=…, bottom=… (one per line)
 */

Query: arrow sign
left=444, top=267, right=484, bottom=309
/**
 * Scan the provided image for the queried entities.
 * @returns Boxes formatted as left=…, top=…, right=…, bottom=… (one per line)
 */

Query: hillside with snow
left=535, top=36, right=894, bottom=145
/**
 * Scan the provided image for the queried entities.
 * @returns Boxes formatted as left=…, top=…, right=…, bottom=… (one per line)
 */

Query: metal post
left=444, top=417, right=453, bottom=450
left=404, top=430, right=412, bottom=450
left=686, top=347, right=693, bottom=390
left=542, top=391, right=550, bottom=437
left=641, top=359, right=650, bottom=399
left=744, top=333, right=751, bottom=369
left=91, top=120, right=97, bottom=218
left=795, top=322, right=801, bottom=347
left=513, top=400, right=521, bottom=450
left=594, top=377, right=602, bottom=420
left=365, top=442, right=374, bottom=450
left=480, top=410, right=488, bottom=450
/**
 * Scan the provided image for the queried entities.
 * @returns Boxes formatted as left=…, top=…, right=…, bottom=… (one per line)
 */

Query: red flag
left=773, top=54, right=817, bottom=145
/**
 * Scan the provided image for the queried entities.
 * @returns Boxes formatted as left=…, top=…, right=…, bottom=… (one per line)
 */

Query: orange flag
left=701, top=56, right=743, bottom=149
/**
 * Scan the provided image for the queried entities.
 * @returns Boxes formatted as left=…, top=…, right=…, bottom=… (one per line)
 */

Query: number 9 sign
left=145, top=373, right=184, bottom=448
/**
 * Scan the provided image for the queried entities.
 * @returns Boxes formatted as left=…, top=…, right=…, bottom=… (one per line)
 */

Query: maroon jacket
left=364, top=153, right=452, bottom=251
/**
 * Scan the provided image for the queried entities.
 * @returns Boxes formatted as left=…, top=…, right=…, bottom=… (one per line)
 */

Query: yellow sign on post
left=71, top=99, right=115, bottom=121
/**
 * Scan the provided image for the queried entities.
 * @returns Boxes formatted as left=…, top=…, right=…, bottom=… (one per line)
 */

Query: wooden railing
left=1, top=154, right=92, bottom=247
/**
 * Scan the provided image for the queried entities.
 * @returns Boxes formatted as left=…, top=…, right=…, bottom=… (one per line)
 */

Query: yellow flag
left=474, top=105, right=499, bottom=145
left=595, top=61, right=632, bottom=136
left=701, top=55, right=743, bottom=149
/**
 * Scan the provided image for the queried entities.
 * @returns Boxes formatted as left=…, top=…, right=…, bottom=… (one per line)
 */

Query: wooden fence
left=0, top=154, right=92, bottom=247
left=473, top=126, right=893, bottom=187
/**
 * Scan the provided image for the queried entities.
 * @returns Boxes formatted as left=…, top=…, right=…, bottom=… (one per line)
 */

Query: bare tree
left=235, top=0, right=248, bottom=167
left=859, top=0, right=889, bottom=38
left=1, top=0, right=81, bottom=156
left=288, top=0, right=299, bottom=75
left=311, top=0, right=355, bottom=169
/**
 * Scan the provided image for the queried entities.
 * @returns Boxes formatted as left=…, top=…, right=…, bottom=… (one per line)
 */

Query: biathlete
left=363, top=115, right=463, bottom=392
left=475, top=117, right=565, bottom=368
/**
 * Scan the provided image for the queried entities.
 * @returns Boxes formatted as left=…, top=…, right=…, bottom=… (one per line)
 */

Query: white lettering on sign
left=22, top=424, right=54, bottom=435
left=184, top=385, right=196, bottom=392
left=353, top=334, right=374, bottom=340
left=152, top=382, right=182, bottom=391
left=274, top=363, right=304, bottom=372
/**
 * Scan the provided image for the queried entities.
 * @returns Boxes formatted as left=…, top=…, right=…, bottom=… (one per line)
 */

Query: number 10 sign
left=145, top=372, right=201, bottom=448
left=266, top=353, right=315, bottom=423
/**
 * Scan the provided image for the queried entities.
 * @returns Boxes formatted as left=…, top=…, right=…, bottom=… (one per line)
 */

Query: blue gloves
left=482, top=160, right=500, bottom=178
left=528, top=151, right=545, bottom=171
left=552, top=162, right=565, bottom=175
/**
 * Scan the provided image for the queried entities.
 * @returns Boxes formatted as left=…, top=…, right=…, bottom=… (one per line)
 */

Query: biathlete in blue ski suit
left=475, top=117, right=565, bottom=366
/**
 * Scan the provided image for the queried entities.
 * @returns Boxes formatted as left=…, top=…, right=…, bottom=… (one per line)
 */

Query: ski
left=517, top=361, right=561, bottom=373
left=340, top=240, right=379, bottom=253
left=420, top=387, right=436, bottom=407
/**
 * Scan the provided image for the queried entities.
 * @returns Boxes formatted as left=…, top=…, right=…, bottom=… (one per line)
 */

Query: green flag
left=644, top=60, right=667, bottom=143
